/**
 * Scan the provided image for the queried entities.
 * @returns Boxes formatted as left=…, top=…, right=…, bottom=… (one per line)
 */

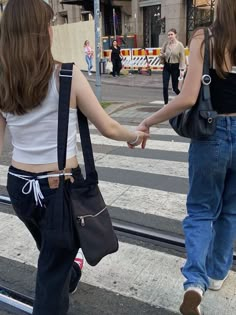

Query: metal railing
left=0, top=286, right=33, bottom=314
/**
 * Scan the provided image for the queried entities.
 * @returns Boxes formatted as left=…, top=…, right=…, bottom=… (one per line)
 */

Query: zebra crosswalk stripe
left=1, top=123, right=236, bottom=315
left=78, top=152, right=188, bottom=178
left=0, top=125, right=188, bottom=222
left=89, top=124, right=179, bottom=136
left=0, top=212, right=235, bottom=315
left=77, top=134, right=189, bottom=152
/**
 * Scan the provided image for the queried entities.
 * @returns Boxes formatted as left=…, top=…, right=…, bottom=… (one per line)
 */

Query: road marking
left=77, top=152, right=188, bottom=178
left=149, top=100, right=164, bottom=104
left=0, top=211, right=235, bottom=315
left=99, top=181, right=186, bottom=220
left=89, top=124, right=179, bottom=136
left=0, top=164, right=186, bottom=221
left=77, top=134, right=190, bottom=152
left=149, top=96, right=175, bottom=104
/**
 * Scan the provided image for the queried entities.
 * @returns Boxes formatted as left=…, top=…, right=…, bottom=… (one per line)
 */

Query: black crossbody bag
left=169, top=28, right=217, bottom=139
left=57, top=63, right=119, bottom=266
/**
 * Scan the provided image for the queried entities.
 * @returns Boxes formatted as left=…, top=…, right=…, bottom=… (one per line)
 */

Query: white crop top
left=2, top=69, right=78, bottom=164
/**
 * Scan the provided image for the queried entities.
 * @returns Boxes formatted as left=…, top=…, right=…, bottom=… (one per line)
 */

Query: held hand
left=136, top=123, right=150, bottom=149
left=127, top=131, right=149, bottom=149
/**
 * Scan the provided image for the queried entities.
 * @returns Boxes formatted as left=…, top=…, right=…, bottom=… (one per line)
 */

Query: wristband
left=128, top=134, right=139, bottom=145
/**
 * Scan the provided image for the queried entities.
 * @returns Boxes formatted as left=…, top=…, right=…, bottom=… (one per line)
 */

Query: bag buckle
left=59, top=69, right=73, bottom=78
left=202, top=74, right=211, bottom=85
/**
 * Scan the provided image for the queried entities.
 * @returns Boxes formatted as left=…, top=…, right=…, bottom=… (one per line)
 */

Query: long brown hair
left=211, top=0, right=236, bottom=77
left=0, top=0, right=54, bottom=115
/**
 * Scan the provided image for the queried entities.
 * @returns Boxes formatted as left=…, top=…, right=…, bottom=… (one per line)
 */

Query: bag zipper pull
left=79, top=216, right=85, bottom=226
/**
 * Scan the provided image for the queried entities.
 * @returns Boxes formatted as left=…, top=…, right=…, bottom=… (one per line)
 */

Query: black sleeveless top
left=209, top=68, right=236, bottom=114
left=110, top=46, right=121, bottom=61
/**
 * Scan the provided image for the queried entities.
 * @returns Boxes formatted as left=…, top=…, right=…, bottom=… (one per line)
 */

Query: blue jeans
left=85, top=55, right=93, bottom=72
left=182, top=117, right=236, bottom=292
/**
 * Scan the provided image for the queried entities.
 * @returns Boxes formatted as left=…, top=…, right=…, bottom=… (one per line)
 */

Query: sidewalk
left=85, top=71, right=163, bottom=90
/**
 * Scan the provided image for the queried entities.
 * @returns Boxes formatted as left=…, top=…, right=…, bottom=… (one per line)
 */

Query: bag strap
left=58, top=63, right=73, bottom=171
left=77, top=109, right=98, bottom=183
left=202, top=28, right=211, bottom=101
left=58, top=63, right=98, bottom=182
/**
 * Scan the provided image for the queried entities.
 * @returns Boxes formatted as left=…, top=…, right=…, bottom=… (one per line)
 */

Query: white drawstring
left=8, top=171, right=72, bottom=207
left=22, top=178, right=44, bottom=207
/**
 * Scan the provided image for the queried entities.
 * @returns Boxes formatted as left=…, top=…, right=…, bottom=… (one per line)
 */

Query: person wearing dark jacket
left=110, top=40, right=122, bottom=77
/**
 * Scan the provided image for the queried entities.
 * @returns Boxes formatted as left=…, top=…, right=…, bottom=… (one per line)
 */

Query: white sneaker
left=208, top=273, right=229, bottom=291
left=180, top=287, right=203, bottom=315
left=88, top=72, right=92, bottom=76
left=74, top=248, right=84, bottom=270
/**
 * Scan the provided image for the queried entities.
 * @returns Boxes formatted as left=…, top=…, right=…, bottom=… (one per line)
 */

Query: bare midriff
left=11, top=155, right=79, bottom=173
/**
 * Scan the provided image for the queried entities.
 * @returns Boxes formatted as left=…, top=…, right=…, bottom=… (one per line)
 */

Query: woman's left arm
left=138, top=29, right=205, bottom=131
left=0, top=113, right=6, bottom=157
left=179, top=42, right=186, bottom=70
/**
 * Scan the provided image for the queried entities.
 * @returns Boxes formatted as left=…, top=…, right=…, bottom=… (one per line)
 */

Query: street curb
left=82, top=70, right=164, bottom=90
left=105, top=101, right=138, bottom=115
left=88, top=77, right=163, bottom=90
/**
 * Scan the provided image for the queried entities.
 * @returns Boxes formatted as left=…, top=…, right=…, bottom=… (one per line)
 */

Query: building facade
left=47, top=0, right=215, bottom=48
left=0, top=0, right=215, bottom=48
left=131, top=0, right=215, bottom=47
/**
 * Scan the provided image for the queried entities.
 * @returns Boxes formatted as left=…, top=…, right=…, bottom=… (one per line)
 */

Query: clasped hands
left=127, top=121, right=150, bottom=149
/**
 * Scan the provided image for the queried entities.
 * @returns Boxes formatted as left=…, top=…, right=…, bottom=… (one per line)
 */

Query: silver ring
left=202, top=74, right=211, bottom=85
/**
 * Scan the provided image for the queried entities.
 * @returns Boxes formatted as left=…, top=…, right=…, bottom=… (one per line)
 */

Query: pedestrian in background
left=0, top=1, right=148, bottom=315
left=84, top=40, right=93, bottom=76
left=160, top=28, right=186, bottom=104
left=110, top=39, right=123, bottom=77
left=136, top=0, right=236, bottom=313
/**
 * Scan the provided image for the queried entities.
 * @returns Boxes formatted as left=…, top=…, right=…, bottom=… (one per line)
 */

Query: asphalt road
left=89, top=78, right=161, bottom=103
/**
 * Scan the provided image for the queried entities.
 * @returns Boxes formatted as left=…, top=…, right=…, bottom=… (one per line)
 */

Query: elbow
left=179, top=93, right=198, bottom=110
left=100, top=121, right=118, bottom=139
left=188, top=96, right=198, bottom=107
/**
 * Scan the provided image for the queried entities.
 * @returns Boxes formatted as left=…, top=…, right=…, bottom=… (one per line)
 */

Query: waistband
left=8, top=165, right=80, bottom=177
left=8, top=165, right=80, bottom=207
left=216, top=116, right=236, bottom=127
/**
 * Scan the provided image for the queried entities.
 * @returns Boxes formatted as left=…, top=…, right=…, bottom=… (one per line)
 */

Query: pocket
left=189, top=139, right=221, bottom=175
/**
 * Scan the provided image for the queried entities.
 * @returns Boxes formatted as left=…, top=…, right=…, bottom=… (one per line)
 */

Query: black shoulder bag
left=58, top=63, right=119, bottom=266
left=169, top=28, right=217, bottom=139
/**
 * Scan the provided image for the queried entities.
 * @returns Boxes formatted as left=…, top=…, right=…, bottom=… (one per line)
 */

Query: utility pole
left=113, top=8, right=116, bottom=39
left=94, top=0, right=101, bottom=102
